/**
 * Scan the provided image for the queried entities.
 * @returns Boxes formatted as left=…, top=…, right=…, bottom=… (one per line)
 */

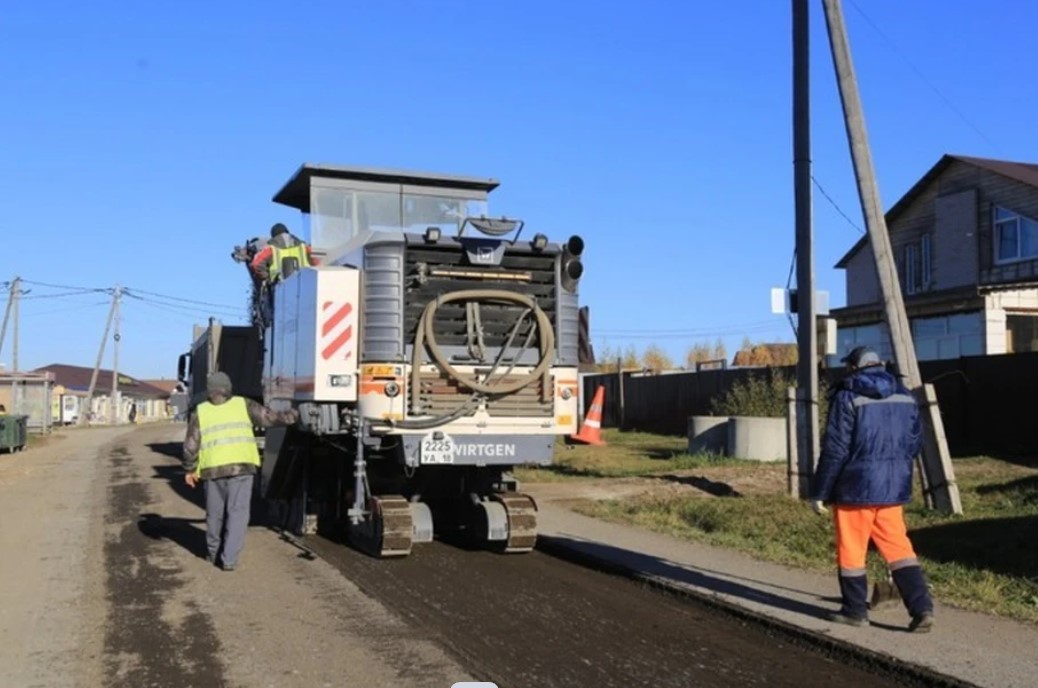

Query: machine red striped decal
left=321, top=303, right=352, bottom=336
left=320, top=301, right=355, bottom=360
left=321, top=325, right=353, bottom=360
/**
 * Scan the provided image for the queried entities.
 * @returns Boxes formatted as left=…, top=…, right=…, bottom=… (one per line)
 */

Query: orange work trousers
left=833, top=505, right=918, bottom=576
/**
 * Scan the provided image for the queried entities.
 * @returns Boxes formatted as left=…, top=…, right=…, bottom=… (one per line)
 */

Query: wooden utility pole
left=821, top=0, right=962, bottom=514
left=81, top=289, right=119, bottom=426
left=792, top=0, right=818, bottom=499
left=110, top=286, right=122, bottom=423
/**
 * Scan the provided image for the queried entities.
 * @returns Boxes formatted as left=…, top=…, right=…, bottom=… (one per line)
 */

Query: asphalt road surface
left=0, top=423, right=954, bottom=688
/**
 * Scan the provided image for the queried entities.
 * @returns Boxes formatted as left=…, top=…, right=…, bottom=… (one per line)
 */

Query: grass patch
left=573, top=450, right=1038, bottom=624
left=514, top=429, right=743, bottom=482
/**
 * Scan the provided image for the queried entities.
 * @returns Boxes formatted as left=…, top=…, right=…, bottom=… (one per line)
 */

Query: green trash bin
left=0, top=414, right=28, bottom=453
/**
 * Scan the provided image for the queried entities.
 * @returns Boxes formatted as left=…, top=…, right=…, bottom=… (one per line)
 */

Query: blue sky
left=2, top=0, right=1037, bottom=378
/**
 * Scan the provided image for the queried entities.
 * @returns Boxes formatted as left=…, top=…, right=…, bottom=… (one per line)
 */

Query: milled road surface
left=309, top=530, right=932, bottom=687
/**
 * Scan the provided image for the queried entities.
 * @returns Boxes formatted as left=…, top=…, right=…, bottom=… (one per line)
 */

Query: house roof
left=141, top=379, right=185, bottom=395
left=834, top=154, right=1038, bottom=268
left=33, top=364, right=170, bottom=398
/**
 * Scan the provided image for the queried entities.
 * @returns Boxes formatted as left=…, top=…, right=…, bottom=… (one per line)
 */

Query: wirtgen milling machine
left=237, top=164, right=585, bottom=557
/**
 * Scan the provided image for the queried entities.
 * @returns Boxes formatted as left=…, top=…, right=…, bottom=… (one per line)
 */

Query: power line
left=21, top=289, right=109, bottom=300
left=846, top=0, right=1001, bottom=154
left=596, top=324, right=785, bottom=340
left=21, top=278, right=108, bottom=292
left=19, top=301, right=112, bottom=318
left=596, top=319, right=779, bottom=335
left=124, top=286, right=241, bottom=311
left=123, top=292, right=243, bottom=320
left=812, top=175, right=864, bottom=234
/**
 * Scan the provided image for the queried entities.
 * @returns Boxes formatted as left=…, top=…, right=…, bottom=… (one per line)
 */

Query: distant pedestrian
left=810, top=345, right=935, bottom=633
left=181, top=372, right=298, bottom=571
left=128, top=403, right=137, bottom=424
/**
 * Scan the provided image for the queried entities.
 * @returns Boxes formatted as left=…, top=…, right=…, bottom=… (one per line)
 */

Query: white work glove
left=810, top=500, right=829, bottom=516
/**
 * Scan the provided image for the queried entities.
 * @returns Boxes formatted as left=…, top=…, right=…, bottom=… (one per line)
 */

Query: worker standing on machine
left=250, top=223, right=318, bottom=285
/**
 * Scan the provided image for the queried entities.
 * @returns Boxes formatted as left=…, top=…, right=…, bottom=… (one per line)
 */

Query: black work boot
left=829, top=574, right=869, bottom=626
left=892, top=565, right=935, bottom=632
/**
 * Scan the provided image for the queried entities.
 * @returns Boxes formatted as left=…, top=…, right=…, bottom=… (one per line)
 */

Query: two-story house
left=833, top=154, right=1038, bottom=361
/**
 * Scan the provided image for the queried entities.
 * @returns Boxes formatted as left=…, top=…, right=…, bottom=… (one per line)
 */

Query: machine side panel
left=270, top=274, right=301, bottom=402
left=308, top=268, right=360, bottom=402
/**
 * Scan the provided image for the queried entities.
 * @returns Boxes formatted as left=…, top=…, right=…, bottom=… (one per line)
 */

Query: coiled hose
left=389, top=289, right=554, bottom=430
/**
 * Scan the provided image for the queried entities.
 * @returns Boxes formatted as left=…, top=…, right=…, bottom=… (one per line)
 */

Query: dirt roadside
left=1, top=424, right=474, bottom=688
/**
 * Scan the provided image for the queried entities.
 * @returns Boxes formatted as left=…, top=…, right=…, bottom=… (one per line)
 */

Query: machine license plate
left=420, top=433, right=455, bottom=465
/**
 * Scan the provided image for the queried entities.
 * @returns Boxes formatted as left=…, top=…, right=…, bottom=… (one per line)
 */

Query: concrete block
left=688, top=416, right=729, bottom=455
left=727, top=416, right=788, bottom=462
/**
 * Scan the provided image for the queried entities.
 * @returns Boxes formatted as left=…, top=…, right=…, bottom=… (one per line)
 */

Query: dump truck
left=176, top=319, right=264, bottom=413
left=229, top=164, right=585, bottom=557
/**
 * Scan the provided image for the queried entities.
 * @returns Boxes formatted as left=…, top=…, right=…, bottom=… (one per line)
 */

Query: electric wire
left=846, top=0, right=1002, bottom=154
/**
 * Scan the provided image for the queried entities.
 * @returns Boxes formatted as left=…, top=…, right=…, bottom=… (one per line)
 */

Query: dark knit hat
left=207, top=372, right=233, bottom=393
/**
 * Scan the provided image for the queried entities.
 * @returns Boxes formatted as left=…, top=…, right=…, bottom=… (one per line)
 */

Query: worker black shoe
left=221, top=562, right=236, bottom=572
left=908, top=611, right=934, bottom=633
left=827, top=611, right=868, bottom=627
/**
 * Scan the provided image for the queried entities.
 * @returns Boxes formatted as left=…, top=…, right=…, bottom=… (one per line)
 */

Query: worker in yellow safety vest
left=249, top=223, right=318, bottom=284
left=181, top=371, right=298, bottom=571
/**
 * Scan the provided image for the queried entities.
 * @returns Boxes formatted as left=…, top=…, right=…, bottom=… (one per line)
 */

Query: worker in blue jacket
left=810, top=345, right=934, bottom=633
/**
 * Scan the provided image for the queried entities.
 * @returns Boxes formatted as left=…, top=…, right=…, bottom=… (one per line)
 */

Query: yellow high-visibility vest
left=196, top=397, right=259, bottom=475
left=269, top=243, right=310, bottom=282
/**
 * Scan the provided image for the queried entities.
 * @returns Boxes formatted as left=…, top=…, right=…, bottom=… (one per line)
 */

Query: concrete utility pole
left=110, top=286, right=122, bottom=424
left=0, top=278, right=14, bottom=364
left=82, top=288, right=119, bottom=426
left=821, top=0, right=962, bottom=514
left=11, top=276, right=21, bottom=372
left=792, top=0, right=819, bottom=499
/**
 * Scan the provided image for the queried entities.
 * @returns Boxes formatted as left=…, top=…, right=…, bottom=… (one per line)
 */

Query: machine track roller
left=349, top=495, right=414, bottom=558
left=491, top=493, right=538, bottom=553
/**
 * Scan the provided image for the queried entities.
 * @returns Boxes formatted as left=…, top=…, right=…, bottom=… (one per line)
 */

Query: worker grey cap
left=207, top=372, right=233, bottom=393
left=841, top=346, right=882, bottom=368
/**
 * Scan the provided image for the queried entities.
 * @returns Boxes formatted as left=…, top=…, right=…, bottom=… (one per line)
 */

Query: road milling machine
left=234, top=164, right=586, bottom=557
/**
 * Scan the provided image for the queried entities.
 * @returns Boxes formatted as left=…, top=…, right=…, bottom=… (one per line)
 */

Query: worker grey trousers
left=204, top=474, right=253, bottom=566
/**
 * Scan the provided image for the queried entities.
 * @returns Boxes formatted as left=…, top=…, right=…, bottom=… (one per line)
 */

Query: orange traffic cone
left=571, top=385, right=607, bottom=446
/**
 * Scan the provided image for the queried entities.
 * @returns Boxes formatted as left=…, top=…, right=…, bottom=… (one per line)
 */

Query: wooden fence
left=581, top=352, right=1038, bottom=457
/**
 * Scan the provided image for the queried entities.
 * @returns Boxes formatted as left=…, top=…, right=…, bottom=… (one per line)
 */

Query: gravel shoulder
left=0, top=423, right=473, bottom=688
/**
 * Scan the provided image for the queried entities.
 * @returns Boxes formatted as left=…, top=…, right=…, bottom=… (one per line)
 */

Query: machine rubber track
left=491, top=492, right=538, bottom=553
left=348, top=495, right=414, bottom=558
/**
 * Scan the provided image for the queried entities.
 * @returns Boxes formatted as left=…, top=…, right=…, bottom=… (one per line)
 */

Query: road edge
left=535, top=535, right=977, bottom=688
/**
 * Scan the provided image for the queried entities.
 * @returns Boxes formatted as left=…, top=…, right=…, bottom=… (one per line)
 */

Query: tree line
left=593, top=337, right=798, bottom=373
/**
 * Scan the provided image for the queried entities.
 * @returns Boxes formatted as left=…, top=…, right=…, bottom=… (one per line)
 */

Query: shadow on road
left=138, top=512, right=208, bottom=559
left=150, top=463, right=205, bottom=509
left=146, top=441, right=183, bottom=460
left=538, top=535, right=837, bottom=623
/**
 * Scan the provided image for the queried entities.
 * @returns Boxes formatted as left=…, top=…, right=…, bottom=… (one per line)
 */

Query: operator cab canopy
left=272, top=164, right=500, bottom=253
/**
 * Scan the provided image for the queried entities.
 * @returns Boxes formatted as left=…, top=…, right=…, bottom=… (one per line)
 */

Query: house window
left=921, top=234, right=932, bottom=288
left=910, top=312, right=983, bottom=361
left=994, top=206, right=1038, bottom=263
left=1006, top=314, right=1038, bottom=353
left=905, top=244, right=919, bottom=294
left=902, top=234, right=933, bottom=295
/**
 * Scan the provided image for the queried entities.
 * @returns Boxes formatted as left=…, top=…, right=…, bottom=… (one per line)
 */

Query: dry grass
left=521, top=429, right=1038, bottom=624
